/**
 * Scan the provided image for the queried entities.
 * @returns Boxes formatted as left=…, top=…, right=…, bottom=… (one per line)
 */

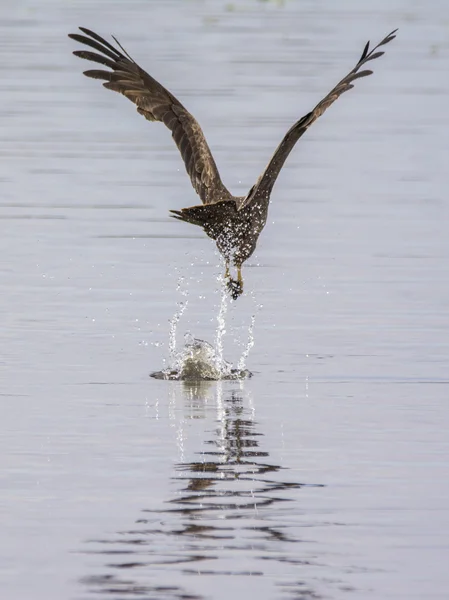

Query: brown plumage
left=69, top=27, right=397, bottom=299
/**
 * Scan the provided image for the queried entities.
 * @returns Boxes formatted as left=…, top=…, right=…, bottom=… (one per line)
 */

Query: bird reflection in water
left=79, top=381, right=325, bottom=599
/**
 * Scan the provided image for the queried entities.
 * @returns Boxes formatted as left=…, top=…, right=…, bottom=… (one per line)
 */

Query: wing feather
left=69, top=28, right=231, bottom=205
left=238, top=29, right=397, bottom=210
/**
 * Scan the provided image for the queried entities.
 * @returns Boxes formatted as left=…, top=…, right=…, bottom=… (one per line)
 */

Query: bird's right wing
left=69, top=27, right=232, bottom=205
left=237, top=29, right=397, bottom=211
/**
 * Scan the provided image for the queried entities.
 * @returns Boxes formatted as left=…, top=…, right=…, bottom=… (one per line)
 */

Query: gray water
left=2, top=1, right=449, bottom=598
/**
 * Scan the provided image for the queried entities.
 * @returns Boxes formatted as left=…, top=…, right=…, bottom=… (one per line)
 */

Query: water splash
left=151, top=274, right=255, bottom=381
left=151, top=334, right=251, bottom=381
left=237, top=314, right=256, bottom=372
left=168, top=276, right=188, bottom=362
left=214, top=277, right=229, bottom=372
left=237, top=299, right=262, bottom=372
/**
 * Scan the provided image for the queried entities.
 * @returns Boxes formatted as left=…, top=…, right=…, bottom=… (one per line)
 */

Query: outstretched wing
left=69, top=27, right=232, bottom=205
left=238, top=29, right=397, bottom=211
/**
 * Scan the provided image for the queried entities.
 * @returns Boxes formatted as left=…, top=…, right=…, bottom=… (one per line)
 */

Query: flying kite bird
left=69, top=27, right=397, bottom=299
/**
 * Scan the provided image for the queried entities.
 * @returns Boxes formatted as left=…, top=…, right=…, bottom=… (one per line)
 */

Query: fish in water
left=69, top=27, right=397, bottom=299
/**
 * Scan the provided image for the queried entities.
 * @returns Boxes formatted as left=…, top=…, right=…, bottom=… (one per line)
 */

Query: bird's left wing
left=237, top=29, right=397, bottom=211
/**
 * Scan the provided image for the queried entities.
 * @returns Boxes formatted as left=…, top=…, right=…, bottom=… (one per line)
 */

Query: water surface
left=1, top=1, right=449, bottom=598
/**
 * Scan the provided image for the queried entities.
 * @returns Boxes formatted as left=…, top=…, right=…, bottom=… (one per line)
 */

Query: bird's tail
left=170, top=201, right=233, bottom=234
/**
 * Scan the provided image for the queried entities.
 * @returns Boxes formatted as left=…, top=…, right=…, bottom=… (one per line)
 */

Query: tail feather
left=170, top=201, right=234, bottom=231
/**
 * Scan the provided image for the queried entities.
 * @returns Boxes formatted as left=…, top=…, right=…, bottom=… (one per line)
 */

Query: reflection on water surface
left=80, top=383, right=325, bottom=598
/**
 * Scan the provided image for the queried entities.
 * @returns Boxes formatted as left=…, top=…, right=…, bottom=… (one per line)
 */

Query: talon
left=227, top=278, right=243, bottom=300
left=227, top=266, right=243, bottom=300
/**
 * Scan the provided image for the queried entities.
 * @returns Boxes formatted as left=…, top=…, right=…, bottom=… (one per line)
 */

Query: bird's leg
left=227, top=265, right=244, bottom=300
left=224, top=261, right=230, bottom=281
left=237, top=266, right=243, bottom=290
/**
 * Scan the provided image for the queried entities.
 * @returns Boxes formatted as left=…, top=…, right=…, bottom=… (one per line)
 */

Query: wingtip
left=386, top=28, right=398, bottom=41
left=78, top=26, right=94, bottom=36
left=68, top=28, right=95, bottom=41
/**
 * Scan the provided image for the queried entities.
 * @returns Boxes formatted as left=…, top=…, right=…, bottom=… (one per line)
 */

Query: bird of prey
left=69, top=27, right=397, bottom=299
